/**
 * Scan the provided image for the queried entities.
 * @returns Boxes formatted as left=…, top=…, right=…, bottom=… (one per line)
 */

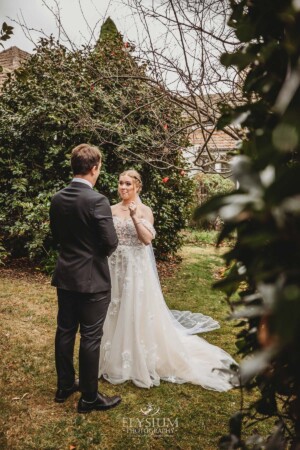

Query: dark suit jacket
left=50, top=181, right=118, bottom=293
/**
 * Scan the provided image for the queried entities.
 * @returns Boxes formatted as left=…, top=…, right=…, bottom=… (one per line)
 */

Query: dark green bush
left=0, top=20, right=194, bottom=269
left=191, top=173, right=234, bottom=230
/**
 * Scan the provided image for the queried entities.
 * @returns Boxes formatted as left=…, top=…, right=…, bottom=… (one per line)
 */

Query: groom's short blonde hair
left=71, top=144, right=102, bottom=175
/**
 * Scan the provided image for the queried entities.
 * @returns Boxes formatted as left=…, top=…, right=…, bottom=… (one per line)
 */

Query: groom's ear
left=92, top=163, right=101, bottom=175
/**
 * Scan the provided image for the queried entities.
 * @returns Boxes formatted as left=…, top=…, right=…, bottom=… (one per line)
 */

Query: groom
left=50, top=143, right=121, bottom=413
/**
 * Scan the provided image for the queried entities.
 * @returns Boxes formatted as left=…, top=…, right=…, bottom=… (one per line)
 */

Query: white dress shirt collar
left=72, top=177, right=93, bottom=189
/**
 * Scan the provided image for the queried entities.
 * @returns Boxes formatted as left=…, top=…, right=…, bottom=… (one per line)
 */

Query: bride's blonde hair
left=119, top=169, right=143, bottom=193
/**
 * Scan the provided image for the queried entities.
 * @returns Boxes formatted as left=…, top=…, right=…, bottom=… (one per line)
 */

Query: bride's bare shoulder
left=140, top=203, right=152, bottom=213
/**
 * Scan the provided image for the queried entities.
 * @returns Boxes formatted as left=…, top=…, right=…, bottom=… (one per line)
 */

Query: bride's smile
left=119, top=175, right=137, bottom=202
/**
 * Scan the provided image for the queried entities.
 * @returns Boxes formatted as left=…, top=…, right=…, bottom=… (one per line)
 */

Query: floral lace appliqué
left=109, top=297, right=120, bottom=316
left=122, top=350, right=132, bottom=369
left=103, top=341, right=111, bottom=362
left=112, top=216, right=156, bottom=247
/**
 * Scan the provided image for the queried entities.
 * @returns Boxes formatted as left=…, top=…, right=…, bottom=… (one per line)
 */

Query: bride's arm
left=131, top=205, right=154, bottom=246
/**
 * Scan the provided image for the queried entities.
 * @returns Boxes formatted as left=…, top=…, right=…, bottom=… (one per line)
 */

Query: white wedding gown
left=99, top=216, right=236, bottom=391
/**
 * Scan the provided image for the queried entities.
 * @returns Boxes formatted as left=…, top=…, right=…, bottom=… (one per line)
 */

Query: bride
left=99, top=170, right=236, bottom=391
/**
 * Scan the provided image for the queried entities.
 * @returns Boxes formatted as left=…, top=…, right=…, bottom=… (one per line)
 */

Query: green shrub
left=0, top=20, right=194, bottom=267
left=191, top=173, right=234, bottom=230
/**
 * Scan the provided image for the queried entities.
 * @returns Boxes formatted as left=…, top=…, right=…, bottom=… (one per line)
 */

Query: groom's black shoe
left=54, top=379, right=80, bottom=403
left=77, top=392, right=121, bottom=413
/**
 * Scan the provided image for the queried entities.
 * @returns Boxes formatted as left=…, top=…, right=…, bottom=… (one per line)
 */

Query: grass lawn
left=0, top=245, right=263, bottom=449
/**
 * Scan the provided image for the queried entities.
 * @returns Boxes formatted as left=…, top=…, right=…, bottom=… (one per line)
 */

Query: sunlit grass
left=182, top=228, right=235, bottom=248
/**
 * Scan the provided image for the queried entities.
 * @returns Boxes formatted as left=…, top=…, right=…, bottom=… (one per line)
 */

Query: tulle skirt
left=99, top=245, right=236, bottom=391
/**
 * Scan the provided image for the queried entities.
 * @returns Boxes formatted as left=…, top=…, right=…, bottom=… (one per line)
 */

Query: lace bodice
left=113, top=216, right=156, bottom=247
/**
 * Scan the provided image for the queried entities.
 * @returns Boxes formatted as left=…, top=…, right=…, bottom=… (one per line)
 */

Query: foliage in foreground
left=0, top=18, right=194, bottom=267
left=195, top=0, right=300, bottom=448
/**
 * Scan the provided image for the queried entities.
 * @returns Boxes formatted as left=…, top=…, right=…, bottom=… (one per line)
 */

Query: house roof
left=0, top=46, right=30, bottom=90
left=189, top=127, right=238, bottom=151
left=181, top=92, right=242, bottom=151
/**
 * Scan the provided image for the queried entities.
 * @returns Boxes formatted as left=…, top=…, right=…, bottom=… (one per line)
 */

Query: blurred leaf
left=229, top=412, right=243, bottom=439
left=239, top=348, right=276, bottom=385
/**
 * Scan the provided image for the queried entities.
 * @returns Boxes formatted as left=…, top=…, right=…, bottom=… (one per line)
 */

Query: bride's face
left=118, top=175, right=137, bottom=201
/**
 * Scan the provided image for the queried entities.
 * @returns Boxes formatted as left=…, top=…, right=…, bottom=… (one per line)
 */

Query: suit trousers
left=55, top=288, right=111, bottom=394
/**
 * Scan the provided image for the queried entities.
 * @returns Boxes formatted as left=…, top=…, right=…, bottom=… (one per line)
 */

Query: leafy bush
left=0, top=19, right=194, bottom=268
left=191, top=173, right=234, bottom=230
left=195, top=0, right=300, bottom=447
